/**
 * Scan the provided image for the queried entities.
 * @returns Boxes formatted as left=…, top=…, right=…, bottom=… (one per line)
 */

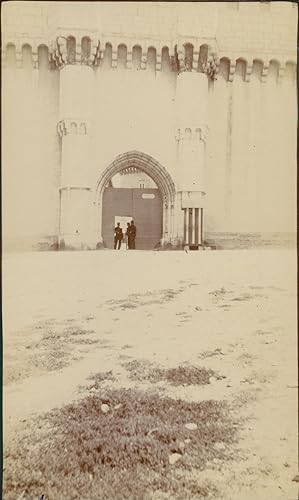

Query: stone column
left=185, top=208, right=189, bottom=245
left=54, top=36, right=99, bottom=249
left=191, top=208, right=196, bottom=245
left=175, top=65, right=210, bottom=247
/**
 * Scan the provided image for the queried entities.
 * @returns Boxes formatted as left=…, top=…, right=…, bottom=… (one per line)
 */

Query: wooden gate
left=102, top=187, right=163, bottom=249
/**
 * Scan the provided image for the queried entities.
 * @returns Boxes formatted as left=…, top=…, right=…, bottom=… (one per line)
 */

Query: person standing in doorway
left=114, top=223, right=123, bottom=250
left=125, top=222, right=131, bottom=249
left=129, top=220, right=137, bottom=249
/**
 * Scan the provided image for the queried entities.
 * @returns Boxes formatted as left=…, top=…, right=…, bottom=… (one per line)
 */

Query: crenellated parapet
left=51, top=35, right=101, bottom=68
left=218, top=55, right=296, bottom=84
left=2, top=40, right=51, bottom=70
left=175, top=42, right=219, bottom=79
left=2, top=34, right=296, bottom=84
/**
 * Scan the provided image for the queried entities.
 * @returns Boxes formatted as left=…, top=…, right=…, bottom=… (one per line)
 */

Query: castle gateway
left=2, top=2, right=297, bottom=251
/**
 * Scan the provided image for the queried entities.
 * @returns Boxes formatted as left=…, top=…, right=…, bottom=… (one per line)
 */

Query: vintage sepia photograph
left=2, top=1, right=298, bottom=499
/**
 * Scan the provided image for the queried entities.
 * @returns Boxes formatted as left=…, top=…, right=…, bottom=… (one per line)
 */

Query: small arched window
left=195, top=128, right=201, bottom=141
left=79, top=123, right=87, bottom=135
left=235, top=58, right=246, bottom=81
left=268, top=60, right=279, bottom=83
left=6, top=43, right=16, bottom=67
left=132, top=45, right=142, bottom=70
left=219, top=57, right=230, bottom=81
left=161, top=46, right=170, bottom=72
left=67, top=36, right=76, bottom=64
left=103, top=43, right=112, bottom=68
left=70, top=122, right=78, bottom=134
left=184, top=44, right=193, bottom=71
left=147, top=47, right=156, bottom=72
left=22, top=44, right=33, bottom=69
left=185, top=128, right=192, bottom=140
left=81, top=37, right=91, bottom=63
left=198, top=45, right=208, bottom=73
left=117, top=44, right=127, bottom=69
left=38, top=44, right=49, bottom=70
left=252, top=60, right=263, bottom=82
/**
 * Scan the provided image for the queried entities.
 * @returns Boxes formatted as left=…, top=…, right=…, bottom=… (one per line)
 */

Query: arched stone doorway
left=95, top=151, right=176, bottom=249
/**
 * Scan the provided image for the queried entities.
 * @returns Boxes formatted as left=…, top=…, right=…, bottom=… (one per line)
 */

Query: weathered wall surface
left=2, top=44, right=60, bottom=250
left=207, top=54, right=296, bottom=233
left=2, top=1, right=297, bottom=250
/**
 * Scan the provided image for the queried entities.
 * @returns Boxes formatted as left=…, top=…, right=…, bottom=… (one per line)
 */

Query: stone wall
left=207, top=54, right=296, bottom=234
left=2, top=1, right=297, bottom=250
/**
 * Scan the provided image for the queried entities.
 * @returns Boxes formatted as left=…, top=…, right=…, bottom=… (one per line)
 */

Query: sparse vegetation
left=4, top=251, right=295, bottom=499
left=124, top=360, right=223, bottom=386
left=87, top=370, right=116, bottom=385
left=4, top=388, right=238, bottom=500
left=199, top=348, right=225, bottom=359
left=4, top=325, right=101, bottom=384
left=106, top=288, right=185, bottom=311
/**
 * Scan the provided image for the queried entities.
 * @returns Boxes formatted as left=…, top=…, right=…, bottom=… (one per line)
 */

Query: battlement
left=2, top=2, right=296, bottom=75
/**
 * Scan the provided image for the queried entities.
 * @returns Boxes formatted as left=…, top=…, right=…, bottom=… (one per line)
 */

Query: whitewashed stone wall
left=2, top=1, right=297, bottom=250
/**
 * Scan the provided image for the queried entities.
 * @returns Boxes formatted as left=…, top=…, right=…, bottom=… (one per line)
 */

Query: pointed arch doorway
left=95, top=151, right=176, bottom=249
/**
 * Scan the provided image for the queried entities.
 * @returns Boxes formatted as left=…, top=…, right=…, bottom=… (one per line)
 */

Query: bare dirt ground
left=3, top=249, right=298, bottom=500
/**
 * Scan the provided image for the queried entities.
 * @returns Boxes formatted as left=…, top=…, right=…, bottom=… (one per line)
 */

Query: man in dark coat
left=125, top=222, right=131, bottom=249
left=114, top=222, right=123, bottom=250
left=128, top=220, right=137, bottom=249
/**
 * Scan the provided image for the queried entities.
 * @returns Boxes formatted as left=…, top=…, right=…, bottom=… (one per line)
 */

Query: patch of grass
left=237, top=353, right=256, bottom=366
left=30, top=328, right=97, bottom=372
left=199, top=348, right=224, bottom=359
left=241, top=370, right=272, bottom=385
left=4, top=389, right=238, bottom=500
left=209, top=288, right=233, bottom=308
left=5, top=325, right=99, bottom=384
left=79, top=371, right=116, bottom=394
left=118, top=354, right=132, bottom=361
left=124, top=360, right=222, bottom=386
left=233, top=388, right=261, bottom=408
left=70, top=338, right=100, bottom=345
left=210, top=287, right=229, bottom=297
left=63, top=327, right=95, bottom=336
left=40, top=327, right=95, bottom=343
left=88, top=370, right=116, bottom=385
left=34, top=319, right=56, bottom=329
left=230, top=292, right=264, bottom=302
left=106, top=288, right=185, bottom=311
left=29, top=347, right=72, bottom=372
